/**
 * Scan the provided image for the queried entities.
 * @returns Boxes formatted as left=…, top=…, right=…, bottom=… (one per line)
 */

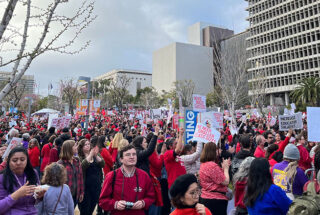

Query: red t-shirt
left=164, top=150, right=186, bottom=189
left=254, top=146, right=265, bottom=158
left=40, top=143, right=52, bottom=172
left=234, top=179, right=247, bottom=209
left=28, top=147, right=40, bottom=167
left=149, top=151, right=163, bottom=178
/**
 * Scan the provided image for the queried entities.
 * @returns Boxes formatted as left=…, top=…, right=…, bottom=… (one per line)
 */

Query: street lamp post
left=78, top=76, right=91, bottom=131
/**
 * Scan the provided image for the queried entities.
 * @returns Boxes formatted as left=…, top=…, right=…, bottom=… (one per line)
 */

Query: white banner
left=279, top=112, right=303, bottom=131
left=197, top=111, right=223, bottom=129
left=193, top=123, right=221, bottom=144
left=48, top=113, right=59, bottom=129
left=307, top=107, right=320, bottom=142
left=193, top=94, right=206, bottom=112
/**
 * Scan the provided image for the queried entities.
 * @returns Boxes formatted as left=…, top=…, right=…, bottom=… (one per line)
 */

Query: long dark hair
left=132, top=136, right=145, bottom=149
left=244, top=158, right=272, bottom=208
left=2, top=146, right=38, bottom=193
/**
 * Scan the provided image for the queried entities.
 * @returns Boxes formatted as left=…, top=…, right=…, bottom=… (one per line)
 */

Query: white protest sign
left=93, top=100, right=100, bottom=108
left=279, top=112, right=303, bottom=131
left=48, top=113, right=59, bottom=129
left=197, top=111, right=223, bottom=129
left=192, top=94, right=206, bottom=112
left=284, top=108, right=289, bottom=115
left=291, top=103, right=296, bottom=111
left=241, top=115, right=247, bottom=123
left=307, top=107, right=320, bottom=142
left=3, top=137, right=22, bottom=159
left=151, top=109, right=161, bottom=119
left=9, top=120, right=17, bottom=128
left=193, top=123, right=221, bottom=143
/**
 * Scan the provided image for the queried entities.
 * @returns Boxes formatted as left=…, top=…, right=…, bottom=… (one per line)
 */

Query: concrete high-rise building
left=245, top=0, right=320, bottom=106
left=0, top=72, right=35, bottom=94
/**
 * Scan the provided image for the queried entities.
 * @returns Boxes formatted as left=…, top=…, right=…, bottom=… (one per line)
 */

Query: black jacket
left=135, top=134, right=158, bottom=175
left=231, top=149, right=252, bottom=175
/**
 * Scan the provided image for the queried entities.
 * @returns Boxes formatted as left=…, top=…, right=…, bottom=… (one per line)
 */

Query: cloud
left=1, top=0, right=248, bottom=96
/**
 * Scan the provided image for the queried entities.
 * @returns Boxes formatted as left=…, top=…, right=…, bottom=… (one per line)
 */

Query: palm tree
left=291, top=77, right=320, bottom=107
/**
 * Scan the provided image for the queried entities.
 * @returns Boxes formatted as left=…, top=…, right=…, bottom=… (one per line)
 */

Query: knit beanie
left=170, top=174, right=197, bottom=198
left=283, top=144, right=300, bottom=161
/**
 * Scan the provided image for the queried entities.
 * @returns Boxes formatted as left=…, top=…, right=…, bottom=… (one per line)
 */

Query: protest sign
left=151, top=109, right=161, bottom=119
left=3, top=137, right=22, bottom=159
left=193, top=123, right=221, bottom=144
left=48, top=113, right=59, bottom=129
left=192, top=94, right=206, bottom=112
left=307, top=107, right=320, bottom=142
left=291, top=103, right=296, bottom=111
left=269, top=117, right=277, bottom=127
left=185, top=110, right=199, bottom=144
left=197, top=111, right=223, bottom=129
left=279, top=112, right=303, bottom=131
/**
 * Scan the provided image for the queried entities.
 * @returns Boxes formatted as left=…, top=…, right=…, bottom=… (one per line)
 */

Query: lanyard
left=14, top=174, right=26, bottom=187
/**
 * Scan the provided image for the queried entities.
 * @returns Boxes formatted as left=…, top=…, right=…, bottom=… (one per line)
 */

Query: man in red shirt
left=163, top=128, right=186, bottom=189
left=99, top=144, right=155, bottom=215
left=254, top=135, right=266, bottom=158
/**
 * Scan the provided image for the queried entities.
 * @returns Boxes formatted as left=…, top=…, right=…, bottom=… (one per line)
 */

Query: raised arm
left=174, top=128, right=184, bottom=154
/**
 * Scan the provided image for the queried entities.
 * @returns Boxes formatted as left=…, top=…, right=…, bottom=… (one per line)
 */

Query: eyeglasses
left=188, top=188, right=201, bottom=199
left=124, top=153, right=136, bottom=157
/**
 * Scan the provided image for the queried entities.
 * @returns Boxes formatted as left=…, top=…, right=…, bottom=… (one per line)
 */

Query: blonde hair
left=112, top=133, right=123, bottom=149
left=118, top=139, right=129, bottom=151
left=284, top=161, right=298, bottom=188
left=60, top=140, right=75, bottom=160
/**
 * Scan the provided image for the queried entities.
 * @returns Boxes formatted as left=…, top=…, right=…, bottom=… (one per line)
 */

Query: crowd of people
left=0, top=112, right=318, bottom=215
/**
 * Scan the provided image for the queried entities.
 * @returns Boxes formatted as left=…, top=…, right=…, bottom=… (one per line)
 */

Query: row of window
left=248, top=29, right=320, bottom=56
left=250, top=44, right=320, bottom=67
left=249, top=57, right=320, bottom=79
left=253, top=70, right=320, bottom=88
left=248, top=0, right=317, bottom=25
left=249, top=4, right=320, bottom=35
left=248, top=0, right=286, bottom=12
left=249, top=16, right=320, bottom=46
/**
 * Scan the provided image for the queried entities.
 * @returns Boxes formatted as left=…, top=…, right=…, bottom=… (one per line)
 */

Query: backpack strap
left=52, top=185, right=63, bottom=214
left=110, top=169, right=116, bottom=198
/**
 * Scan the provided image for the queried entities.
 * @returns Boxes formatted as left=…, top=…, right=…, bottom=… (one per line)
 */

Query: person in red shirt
left=40, top=135, right=56, bottom=175
left=163, top=128, right=186, bottom=189
left=99, top=144, right=155, bottom=215
left=295, top=134, right=312, bottom=171
left=98, top=136, right=113, bottom=176
left=28, top=138, right=40, bottom=175
left=254, top=135, right=266, bottom=158
left=109, top=133, right=123, bottom=163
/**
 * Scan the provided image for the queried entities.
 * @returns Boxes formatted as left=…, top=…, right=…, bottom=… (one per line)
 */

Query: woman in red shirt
left=40, top=135, right=56, bottom=175
left=28, top=138, right=40, bottom=175
left=199, top=142, right=231, bottom=215
left=108, top=133, right=123, bottom=163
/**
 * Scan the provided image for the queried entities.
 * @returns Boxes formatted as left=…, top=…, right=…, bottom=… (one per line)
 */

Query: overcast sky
left=23, top=0, right=248, bottom=96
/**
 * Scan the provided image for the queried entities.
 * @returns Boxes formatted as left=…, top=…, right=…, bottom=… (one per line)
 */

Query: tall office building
left=0, top=72, right=35, bottom=94
left=245, top=0, right=320, bottom=105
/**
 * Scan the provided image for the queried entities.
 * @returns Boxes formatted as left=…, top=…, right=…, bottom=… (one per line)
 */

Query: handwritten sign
left=193, top=94, right=206, bottom=112
left=193, top=123, right=221, bottom=143
left=279, top=112, right=303, bottom=131
left=197, top=111, right=223, bottom=129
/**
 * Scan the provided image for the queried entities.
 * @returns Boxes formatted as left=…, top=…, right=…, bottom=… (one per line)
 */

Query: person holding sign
left=199, top=142, right=231, bottom=215
left=0, top=146, right=40, bottom=214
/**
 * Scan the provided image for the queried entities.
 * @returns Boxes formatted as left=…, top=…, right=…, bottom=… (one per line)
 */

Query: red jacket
left=234, top=179, right=247, bottom=209
left=101, top=148, right=113, bottom=176
left=170, top=208, right=212, bottom=215
left=28, top=147, right=40, bottom=167
left=164, top=150, right=186, bottom=189
left=149, top=151, right=163, bottom=178
left=99, top=168, right=155, bottom=215
left=40, top=143, right=52, bottom=172
left=297, top=144, right=312, bottom=171
left=108, top=142, right=118, bottom=163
